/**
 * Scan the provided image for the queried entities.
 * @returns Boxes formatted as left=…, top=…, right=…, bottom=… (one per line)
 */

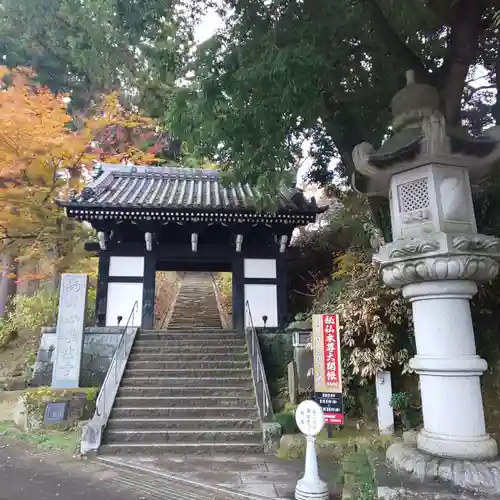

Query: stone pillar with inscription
left=51, top=274, right=88, bottom=389
left=353, top=71, right=500, bottom=460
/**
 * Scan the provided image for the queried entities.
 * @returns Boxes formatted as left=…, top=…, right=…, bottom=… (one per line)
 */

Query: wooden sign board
left=312, top=313, right=344, bottom=425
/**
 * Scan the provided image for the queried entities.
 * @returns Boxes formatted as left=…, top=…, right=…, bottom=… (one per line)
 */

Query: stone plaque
left=44, top=402, right=68, bottom=425
left=67, top=393, right=87, bottom=420
left=51, top=274, right=88, bottom=389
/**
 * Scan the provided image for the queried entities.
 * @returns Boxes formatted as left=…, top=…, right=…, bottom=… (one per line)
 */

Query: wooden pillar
left=96, top=252, right=110, bottom=326
left=232, top=256, right=245, bottom=332
left=142, top=253, right=156, bottom=329
left=277, top=255, right=288, bottom=329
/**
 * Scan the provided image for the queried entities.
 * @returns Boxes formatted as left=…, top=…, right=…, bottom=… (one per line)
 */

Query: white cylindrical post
left=303, top=436, right=320, bottom=482
left=404, top=280, right=497, bottom=459
left=375, top=371, right=395, bottom=435
left=295, top=400, right=329, bottom=500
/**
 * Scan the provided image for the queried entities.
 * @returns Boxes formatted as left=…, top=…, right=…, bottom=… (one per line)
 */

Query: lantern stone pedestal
left=376, top=237, right=499, bottom=460
left=352, top=70, right=500, bottom=493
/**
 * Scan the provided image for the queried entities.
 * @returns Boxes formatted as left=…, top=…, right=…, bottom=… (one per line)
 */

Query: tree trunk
left=0, top=253, right=17, bottom=318
left=493, top=38, right=500, bottom=125
left=436, top=0, right=487, bottom=126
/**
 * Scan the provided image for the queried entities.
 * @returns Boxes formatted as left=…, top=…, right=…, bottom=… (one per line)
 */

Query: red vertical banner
left=312, top=313, right=344, bottom=425
left=323, top=314, right=341, bottom=389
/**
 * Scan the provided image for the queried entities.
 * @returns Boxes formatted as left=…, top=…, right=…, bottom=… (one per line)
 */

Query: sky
left=194, top=9, right=225, bottom=43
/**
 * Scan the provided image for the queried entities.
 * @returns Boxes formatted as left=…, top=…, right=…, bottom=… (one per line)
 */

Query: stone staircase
left=99, top=273, right=263, bottom=454
left=168, top=272, right=222, bottom=329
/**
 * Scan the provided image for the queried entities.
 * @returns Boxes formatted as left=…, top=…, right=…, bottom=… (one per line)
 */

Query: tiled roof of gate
left=61, top=163, right=325, bottom=213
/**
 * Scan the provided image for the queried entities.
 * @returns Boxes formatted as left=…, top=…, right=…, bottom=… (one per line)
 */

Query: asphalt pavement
left=0, top=438, right=244, bottom=500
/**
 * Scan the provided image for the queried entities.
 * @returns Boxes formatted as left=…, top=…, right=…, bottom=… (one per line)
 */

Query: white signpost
left=295, top=400, right=329, bottom=500
left=51, top=274, right=88, bottom=389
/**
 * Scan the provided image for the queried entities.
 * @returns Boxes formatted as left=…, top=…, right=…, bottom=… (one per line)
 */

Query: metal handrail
left=80, top=301, right=139, bottom=454
left=245, top=300, right=274, bottom=422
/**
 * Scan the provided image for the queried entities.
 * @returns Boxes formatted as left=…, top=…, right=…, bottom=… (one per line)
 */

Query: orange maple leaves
left=0, top=65, right=159, bottom=264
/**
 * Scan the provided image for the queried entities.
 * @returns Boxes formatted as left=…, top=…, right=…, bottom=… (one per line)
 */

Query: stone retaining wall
left=31, top=327, right=122, bottom=387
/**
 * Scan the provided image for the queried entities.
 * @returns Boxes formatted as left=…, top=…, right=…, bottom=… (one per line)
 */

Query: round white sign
left=295, top=400, right=325, bottom=437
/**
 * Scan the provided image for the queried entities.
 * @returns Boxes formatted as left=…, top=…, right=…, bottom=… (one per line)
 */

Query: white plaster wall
left=244, top=284, right=278, bottom=327
left=106, top=282, right=143, bottom=327
left=109, top=256, right=145, bottom=277
left=244, top=259, right=277, bottom=279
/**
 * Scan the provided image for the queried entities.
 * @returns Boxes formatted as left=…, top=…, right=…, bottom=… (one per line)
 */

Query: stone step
left=125, top=360, right=249, bottom=370
left=133, top=338, right=245, bottom=347
left=106, top=417, right=260, bottom=431
left=168, top=318, right=221, bottom=322
left=169, top=309, right=219, bottom=314
left=169, top=306, right=219, bottom=310
left=110, top=406, right=257, bottom=419
left=170, top=309, right=219, bottom=312
left=171, top=305, right=217, bottom=308
left=104, top=429, right=262, bottom=445
left=167, top=322, right=222, bottom=328
left=122, top=368, right=251, bottom=378
left=169, top=310, right=219, bottom=313
left=166, top=326, right=231, bottom=330
left=137, top=330, right=237, bottom=335
left=169, top=305, right=219, bottom=310
left=173, top=295, right=217, bottom=299
left=113, top=396, right=257, bottom=408
left=121, top=376, right=252, bottom=387
left=128, top=352, right=248, bottom=362
left=131, top=345, right=247, bottom=354
left=138, top=331, right=238, bottom=339
left=117, top=386, right=254, bottom=398
left=168, top=315, right=220, bottom=319
left=99, top=442, right=263, bottom=455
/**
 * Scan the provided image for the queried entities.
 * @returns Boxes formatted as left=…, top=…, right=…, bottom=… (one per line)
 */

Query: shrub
left=275, top=410, right=299, bottom=434
left=22, top=386, right=99, bottom=431
left=19, top=285, right=96, bottom=329
left=216, top=272, right=232, bottom=315
left=0, top=318, right=16, bottom=349
left=0, top=285, right=97, bottom=350
left=10, top=289, right=59, bottom=332
left=390, top=391, right=422, bottom=430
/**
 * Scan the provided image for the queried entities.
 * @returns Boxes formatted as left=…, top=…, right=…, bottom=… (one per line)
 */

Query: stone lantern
left=353, top=70, right=500, bottom=461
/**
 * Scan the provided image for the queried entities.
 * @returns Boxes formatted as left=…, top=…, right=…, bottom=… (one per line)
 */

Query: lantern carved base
left=387, top=440, right=500, bottom=496
left=417, top=429, right=497, bottom=461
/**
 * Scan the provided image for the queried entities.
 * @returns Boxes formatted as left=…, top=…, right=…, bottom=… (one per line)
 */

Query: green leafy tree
left=151, top=0, right=500, bottom=195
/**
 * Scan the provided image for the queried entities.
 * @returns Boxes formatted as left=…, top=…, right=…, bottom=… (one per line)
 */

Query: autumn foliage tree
left=0, top=66, right=160, bottom=299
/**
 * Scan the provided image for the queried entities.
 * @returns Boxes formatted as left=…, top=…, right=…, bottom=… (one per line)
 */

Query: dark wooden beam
left=142, top=253, right=156, bottom=329
left=232, top=256, right=245, bottom=332
left=277, top=255, right=288, bottom=329
left=96, top=253, right=110, bottom=326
